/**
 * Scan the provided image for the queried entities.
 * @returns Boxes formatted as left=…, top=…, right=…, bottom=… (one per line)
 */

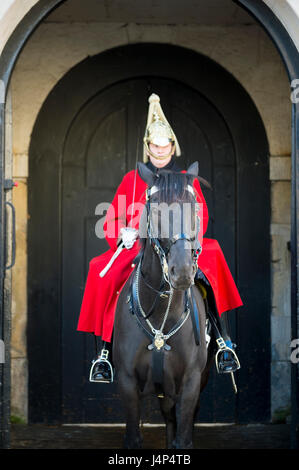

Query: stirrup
left=89, top=349, right=114, bottom=384
left=215, top=337, right=240, bottom=394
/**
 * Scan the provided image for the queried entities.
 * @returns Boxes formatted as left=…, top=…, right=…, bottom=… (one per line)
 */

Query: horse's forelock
left=154, top=171, right=195, bottom=203
left=138, top=172, right=196, bottom=253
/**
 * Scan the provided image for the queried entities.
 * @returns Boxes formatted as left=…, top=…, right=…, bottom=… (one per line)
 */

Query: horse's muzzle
left=171, top=277, right=195, bottom=290
left=169, top=265, right=195, bottom=290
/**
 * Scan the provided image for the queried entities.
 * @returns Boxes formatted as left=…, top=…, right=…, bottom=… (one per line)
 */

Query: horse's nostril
left=170, top=266, right=175, bottom=276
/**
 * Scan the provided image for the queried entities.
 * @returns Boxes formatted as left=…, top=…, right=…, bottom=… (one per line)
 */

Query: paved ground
left=10, top=423, right=291, bottom=449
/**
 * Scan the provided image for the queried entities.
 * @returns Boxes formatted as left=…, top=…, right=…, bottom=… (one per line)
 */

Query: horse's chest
left=135, top=345, right=196, bottom=397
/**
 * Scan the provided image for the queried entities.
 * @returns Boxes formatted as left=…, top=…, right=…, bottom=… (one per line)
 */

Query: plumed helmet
left=143, top=93, right=181, bottom=163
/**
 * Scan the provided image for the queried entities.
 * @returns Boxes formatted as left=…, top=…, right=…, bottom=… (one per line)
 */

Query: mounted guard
left=77, top=93, right=242, bottom=389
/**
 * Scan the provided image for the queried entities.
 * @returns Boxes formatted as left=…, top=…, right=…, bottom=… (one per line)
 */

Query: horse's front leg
left=159, top=397, right=177, bottom=449
left=174, top=374, right=201, bottom=449
left=118, top=373, right=142, bottom=449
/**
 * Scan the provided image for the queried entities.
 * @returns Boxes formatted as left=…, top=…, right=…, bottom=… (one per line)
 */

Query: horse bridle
left=145, top=183, right=202, bottom=285
left=129, top=181, right=202, bottom=360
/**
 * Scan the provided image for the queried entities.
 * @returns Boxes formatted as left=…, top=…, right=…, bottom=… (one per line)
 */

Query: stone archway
left=0, top=0, right=298, bottom=448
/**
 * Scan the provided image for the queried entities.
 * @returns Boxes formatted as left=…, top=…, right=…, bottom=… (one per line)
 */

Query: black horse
left=113, top=162, right=215, bottom=449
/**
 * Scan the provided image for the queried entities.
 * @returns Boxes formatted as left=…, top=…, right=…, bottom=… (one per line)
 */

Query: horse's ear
left=137, top=162, right=157, bottom=188
left=187, top=161, right=212, bottom=189
left=186, top=161, right=199, bottom=177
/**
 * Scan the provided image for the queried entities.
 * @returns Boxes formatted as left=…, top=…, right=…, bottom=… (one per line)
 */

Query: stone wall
left=9, top=20, right=292, bottom=421
left=0, top=0, right=39, bottom=55
left=270, top=157, right=291, bottom=419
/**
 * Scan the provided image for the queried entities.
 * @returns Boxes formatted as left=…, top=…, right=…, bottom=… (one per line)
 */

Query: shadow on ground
left=11, top=423, right=290, bottom=449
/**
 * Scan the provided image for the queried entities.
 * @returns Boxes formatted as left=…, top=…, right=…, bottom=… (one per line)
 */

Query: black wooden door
left=61, top=77, right=237, bottom=423
left=28, top=43, right=270, bottom=425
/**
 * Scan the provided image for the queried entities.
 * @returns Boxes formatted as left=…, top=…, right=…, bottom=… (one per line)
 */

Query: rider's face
left=148, top=143, right=175, bottom=168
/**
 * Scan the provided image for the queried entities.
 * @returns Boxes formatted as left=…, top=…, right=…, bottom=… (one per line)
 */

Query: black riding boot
left=216, top=311, right=240, bottom=374
left=195, top=270, right=240, bottom=374
left=89, top=340, right=114, bottom=383
left=203, top=282, right=240, bottom=374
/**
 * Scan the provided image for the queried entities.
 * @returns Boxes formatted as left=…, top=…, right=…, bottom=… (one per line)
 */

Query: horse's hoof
left=124, top=436, right=143, bottom=449
left=173, top=439, right=193, bottom=449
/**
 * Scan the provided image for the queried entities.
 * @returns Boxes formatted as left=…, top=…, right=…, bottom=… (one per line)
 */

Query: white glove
left=120, top=227, right=138, bottom=249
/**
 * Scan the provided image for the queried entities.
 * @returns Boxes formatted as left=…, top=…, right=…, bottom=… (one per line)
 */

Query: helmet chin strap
left=145, top=141, right=176, bottom=161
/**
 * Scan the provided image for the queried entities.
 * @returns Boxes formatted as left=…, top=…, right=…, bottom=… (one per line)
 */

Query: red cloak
left=77, top=169, right=243, bottom=341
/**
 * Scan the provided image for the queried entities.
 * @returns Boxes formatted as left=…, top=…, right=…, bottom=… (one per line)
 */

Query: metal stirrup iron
left=215, top=337, right=240, bottom=394
left=89, top=348, right=114, bottom=383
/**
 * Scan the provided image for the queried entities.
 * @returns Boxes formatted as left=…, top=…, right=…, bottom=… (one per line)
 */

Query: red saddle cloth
left=77, top=170, right=243, bottom=342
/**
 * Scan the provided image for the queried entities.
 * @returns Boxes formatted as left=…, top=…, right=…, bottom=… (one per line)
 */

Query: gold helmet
left=143, top=93, right=181, bottom=163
